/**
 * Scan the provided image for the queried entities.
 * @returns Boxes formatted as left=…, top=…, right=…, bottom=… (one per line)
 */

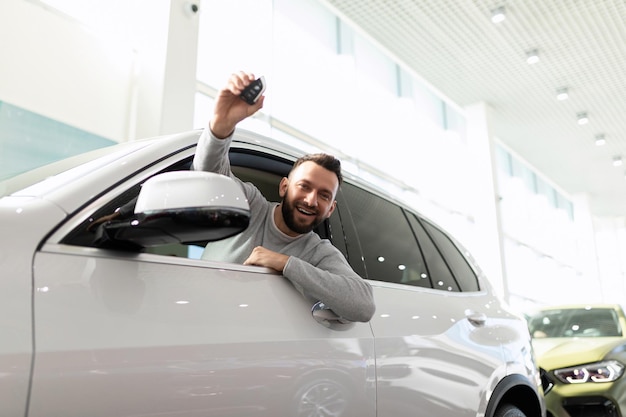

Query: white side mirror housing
left=135, top=171, right=249, bottom=213
left=103, top=171, right=250, bottom=248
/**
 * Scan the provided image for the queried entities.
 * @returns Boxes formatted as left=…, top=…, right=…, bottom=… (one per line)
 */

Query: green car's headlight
left=554, top=360, right=624, bottom=384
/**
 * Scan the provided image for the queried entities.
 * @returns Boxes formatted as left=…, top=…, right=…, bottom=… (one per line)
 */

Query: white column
left=132, top=0, right=200, bottom=139
left=569, top=194, right=601, bottom=295
left=464, top=102, right=508, bottom=301
left=159, top=0, right=200, bottom=135
left=593, top=214, right=626, bottom=303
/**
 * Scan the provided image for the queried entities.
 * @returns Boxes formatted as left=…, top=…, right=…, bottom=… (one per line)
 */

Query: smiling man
left=278, top=153, right=340, bottom=235
left=192, top=71, right=375, bottom=323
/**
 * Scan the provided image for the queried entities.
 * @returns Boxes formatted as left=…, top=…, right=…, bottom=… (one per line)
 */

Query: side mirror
left=103, top=171, right=250, bottom=248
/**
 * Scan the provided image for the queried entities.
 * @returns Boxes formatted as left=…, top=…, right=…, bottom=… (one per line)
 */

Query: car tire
left=494, top=403, right=527, bottom=417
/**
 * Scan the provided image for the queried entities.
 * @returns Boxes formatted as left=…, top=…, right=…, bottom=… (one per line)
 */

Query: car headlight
left=554, top=360, right=624, bottom=384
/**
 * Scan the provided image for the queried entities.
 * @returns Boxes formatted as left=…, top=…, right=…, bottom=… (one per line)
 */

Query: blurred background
left=1, top=0, right=625, bottom=313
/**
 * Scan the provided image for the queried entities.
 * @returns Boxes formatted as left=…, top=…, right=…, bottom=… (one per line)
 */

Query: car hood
left=533, top=337, right=626, bottom=370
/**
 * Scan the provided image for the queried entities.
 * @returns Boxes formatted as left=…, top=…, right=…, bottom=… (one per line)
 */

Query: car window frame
left=46, top=141, right=356, bottom=272
left=44, top=137, right=482, bottom=294
left=229, top=148, right=352, bottom=262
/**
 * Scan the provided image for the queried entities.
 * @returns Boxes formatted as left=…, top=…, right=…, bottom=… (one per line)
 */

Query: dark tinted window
left=341, top=183, right=430, bottom=288
left=419, top=218, right=479, bottom=291
left=406, top=214, right=459, bottom=292
left=325, top=197, right=348, bottom=260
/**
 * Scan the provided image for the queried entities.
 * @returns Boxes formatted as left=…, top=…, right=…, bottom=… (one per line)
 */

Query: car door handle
left=465, top=310, right=487, bottom=327
left=311, top=301, right=354, bottom=330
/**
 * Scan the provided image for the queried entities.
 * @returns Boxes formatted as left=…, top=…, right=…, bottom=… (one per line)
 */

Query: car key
left=239, top=76, right=266, bottom=105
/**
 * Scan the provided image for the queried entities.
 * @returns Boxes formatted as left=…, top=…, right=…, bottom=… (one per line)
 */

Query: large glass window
left=495, top=143, right=580, bottom=304
left=196, top=0, right=273, bottom=87
left=0, top=101, right=115, bottom=180
left=271, top=0, right=347, bottom=142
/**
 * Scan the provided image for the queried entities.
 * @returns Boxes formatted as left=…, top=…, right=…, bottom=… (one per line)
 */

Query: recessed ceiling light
left=595, top=134, right=606, bottom=146
left=526, top=49, right=539, bottom=64
left=613, top=156, right=623, bottom=167
left=577, top=112, right=589, bottom=125
left=556, top=87, right=569, bottom=100
left=491, top=6, right=506, bottom=23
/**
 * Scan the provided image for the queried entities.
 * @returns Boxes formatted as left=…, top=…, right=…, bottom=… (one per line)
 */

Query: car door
left=338, top=182, right=511, bottom=417
left=28, top=147, right=375, bottom=417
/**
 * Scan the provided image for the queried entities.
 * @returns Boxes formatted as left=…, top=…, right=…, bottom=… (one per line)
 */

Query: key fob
left=239, top=76, right=266, bottom=105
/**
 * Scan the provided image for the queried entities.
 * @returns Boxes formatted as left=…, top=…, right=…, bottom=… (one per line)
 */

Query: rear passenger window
left=406, top=215, right=460, bottom=292
left=419, top=218, right=480, bottom=292
left=341, top=184, right=430, bottom=288
left=342, top=182, right=480, bottom=293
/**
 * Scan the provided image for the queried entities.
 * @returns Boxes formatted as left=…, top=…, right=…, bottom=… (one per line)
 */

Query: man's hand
left=243, top=246, right=289, bottom=272
left=210, top=71, right=265, bottom=139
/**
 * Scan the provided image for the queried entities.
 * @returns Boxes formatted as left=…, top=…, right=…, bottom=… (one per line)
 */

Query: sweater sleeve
left=283, top=243, right=375, bottom=323
left=193, top=127, right=375, bottom=322
left=192, top=128, right=234, bottom=178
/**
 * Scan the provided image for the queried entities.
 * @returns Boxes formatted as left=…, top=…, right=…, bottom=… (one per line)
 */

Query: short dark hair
left=290, top=153, right=343, bottom=186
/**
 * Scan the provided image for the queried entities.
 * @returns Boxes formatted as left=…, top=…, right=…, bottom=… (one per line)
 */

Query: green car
left=527, top=304, right=626, bottom=417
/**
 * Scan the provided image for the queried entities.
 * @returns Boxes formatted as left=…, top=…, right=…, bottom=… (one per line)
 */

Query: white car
left=0, top=128, right=545, bottom=417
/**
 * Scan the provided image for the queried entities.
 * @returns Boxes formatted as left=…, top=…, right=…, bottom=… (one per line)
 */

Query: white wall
left=0, top=0, right=195, bottom=142
left=0, top=1, right=134, bottom=140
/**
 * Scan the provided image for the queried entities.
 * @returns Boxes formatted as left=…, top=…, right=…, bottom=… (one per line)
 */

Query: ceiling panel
left=323, top=0, right=626, bottom=218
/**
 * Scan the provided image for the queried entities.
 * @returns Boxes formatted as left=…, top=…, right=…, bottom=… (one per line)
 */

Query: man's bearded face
left=281, top=190, right=327, bottom=234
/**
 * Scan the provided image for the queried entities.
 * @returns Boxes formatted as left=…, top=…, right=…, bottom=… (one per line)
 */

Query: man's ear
left=278, top=177, right=289, bottom=198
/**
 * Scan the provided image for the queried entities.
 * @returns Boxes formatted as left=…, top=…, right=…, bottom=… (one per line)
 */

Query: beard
left=281, top=194, right=326, bottom=234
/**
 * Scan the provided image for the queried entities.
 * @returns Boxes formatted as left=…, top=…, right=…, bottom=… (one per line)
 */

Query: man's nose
left=304, top=191, right=318, bottom=207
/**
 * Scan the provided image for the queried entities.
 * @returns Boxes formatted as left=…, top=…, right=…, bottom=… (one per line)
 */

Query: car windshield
left=528, top=307, right=623, bottom=338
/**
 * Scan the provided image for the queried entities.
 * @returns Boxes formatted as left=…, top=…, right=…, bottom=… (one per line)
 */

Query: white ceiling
left=323, top=0, right=626, bottom=218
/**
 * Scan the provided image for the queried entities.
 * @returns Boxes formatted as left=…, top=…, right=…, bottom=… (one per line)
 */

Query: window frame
left=336, top=176, right=482, bottom=293
left=57, top=143, right=355, bottom=266
left=51, top=137, right=482, bottom=293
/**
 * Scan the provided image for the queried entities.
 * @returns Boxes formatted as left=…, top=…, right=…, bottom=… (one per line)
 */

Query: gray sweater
left=192, top=128, right=375, bottom=322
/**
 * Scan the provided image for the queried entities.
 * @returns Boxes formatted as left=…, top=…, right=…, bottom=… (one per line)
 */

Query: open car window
left=60, top=157, right=194, bottom=251
left=61, top=149, right=346, bottom=261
